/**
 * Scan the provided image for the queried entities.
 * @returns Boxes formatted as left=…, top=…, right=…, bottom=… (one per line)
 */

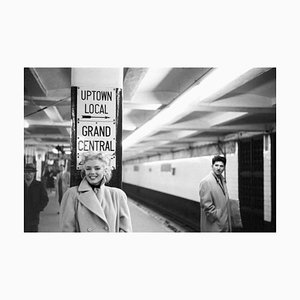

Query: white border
left=1, top=1, right=298, bottom=299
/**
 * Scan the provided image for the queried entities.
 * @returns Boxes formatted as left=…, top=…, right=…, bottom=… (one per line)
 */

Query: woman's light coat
left=59, top=178, right=132, bottom=232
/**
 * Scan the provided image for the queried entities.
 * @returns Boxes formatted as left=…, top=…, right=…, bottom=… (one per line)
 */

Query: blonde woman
left=59, top=152, right=132, bottom=232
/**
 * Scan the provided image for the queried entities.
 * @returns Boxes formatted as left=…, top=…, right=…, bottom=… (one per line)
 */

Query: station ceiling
left=24, top=67, right=276, bottom=161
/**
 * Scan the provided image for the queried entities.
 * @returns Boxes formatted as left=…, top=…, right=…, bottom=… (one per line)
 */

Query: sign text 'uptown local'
left=76, top=87, right=117, bottom=169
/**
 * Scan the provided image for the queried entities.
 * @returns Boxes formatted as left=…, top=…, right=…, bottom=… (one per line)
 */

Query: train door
left=238, top=136, right=264, bottom=231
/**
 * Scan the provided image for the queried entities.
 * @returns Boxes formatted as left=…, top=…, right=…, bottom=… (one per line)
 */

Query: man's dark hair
left=212, top=155, right=226, bottom=166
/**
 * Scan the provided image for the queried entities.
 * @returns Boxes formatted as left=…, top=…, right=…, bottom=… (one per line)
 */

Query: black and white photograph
left=24, top=67, right=276, bottom=233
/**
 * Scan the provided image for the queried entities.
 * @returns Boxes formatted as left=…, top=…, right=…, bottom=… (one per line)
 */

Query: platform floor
left=38, top=190, right=187, bottom=232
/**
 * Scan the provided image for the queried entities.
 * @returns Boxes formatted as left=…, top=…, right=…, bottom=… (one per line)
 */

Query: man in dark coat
left=199, top=155, right=232, bottom=232
left=24, top=163, right=49, bottom=232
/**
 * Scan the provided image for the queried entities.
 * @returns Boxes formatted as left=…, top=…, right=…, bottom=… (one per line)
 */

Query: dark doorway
left=238, top=136, right=264, bottom=231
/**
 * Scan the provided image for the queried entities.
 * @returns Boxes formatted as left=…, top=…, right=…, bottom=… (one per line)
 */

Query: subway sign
left=76, top=87, right=116, bottom=169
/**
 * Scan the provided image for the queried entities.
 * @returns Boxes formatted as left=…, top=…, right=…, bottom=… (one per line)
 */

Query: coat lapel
left=211, top=172, right=226, bottom=196
left=77, top=179, right=108, bottom=225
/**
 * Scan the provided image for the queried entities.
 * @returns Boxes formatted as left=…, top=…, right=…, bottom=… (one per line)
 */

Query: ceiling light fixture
left=122, top=67, right=270, bottom=150
left=52, top=148, right=59, bottom=154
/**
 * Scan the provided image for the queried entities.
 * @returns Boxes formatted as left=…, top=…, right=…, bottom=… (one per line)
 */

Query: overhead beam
left=194, top=104, right=276, bottom=114
left=43, top=106, right=64, bottom=123
left=24, top=140, right=70, bottom=146
left=26, top=120, right=71, bottom=127
left=202, top=68, right=271, bottom=104
left=143, top=130, right=198, bottom=141
left=162, top=123, right=272, bottom=132
left=123, top=101, right=163, bottom=110
left=223, top=131, right=276, bottom=142
left=158, top=112, right=247, bottom=131
left=24, top=133, right=70, bottom=138
left=123, top=68, right=148, bottom=101
left=24, top=96, right=71, bottom=106
left=122, top=121, right=137, bottom=131
left=30, top=68, right=47, bottom=95
left=207, top=112, right=248, bottom=127
left=59, top=127, right=70, bottom=137
left=46, top=88, right=71, bottom=98
left=128, top=141, right=170, bottom=149
left=212, top=94, right=274, bottom=107
left=176, top=136, right=220, bottom=142
left=151, top=143, right=191, bottom=148
left=131, top=91, right=178, bottom=105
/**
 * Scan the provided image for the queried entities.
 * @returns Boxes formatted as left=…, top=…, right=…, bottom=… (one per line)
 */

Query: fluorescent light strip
left=122, top=68, right=266, bottom=150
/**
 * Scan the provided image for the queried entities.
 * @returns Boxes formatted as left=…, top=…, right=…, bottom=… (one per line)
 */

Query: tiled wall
left=224, top=145, right=239, bottom=201
left=263, top=135, right=272, bottom=222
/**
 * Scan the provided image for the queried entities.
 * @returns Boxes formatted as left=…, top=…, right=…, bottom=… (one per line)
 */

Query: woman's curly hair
left=80, top=152, right=113, bottom=183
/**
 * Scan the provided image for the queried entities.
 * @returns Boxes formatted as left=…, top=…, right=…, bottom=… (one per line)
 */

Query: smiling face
left=212, top=161, right=225, bottom=177
left=84, top=159, right=106, bottom=186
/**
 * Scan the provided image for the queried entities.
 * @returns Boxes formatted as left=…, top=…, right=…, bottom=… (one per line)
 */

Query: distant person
left=59, top=152, right=132, bottom=232
left=43, top=165, right=55, bottom=193
left=55, top=164, right=70, bottom=210
left=199, top=155, right=232, bottom=232
left=24, top=163, right=49, bottom=232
